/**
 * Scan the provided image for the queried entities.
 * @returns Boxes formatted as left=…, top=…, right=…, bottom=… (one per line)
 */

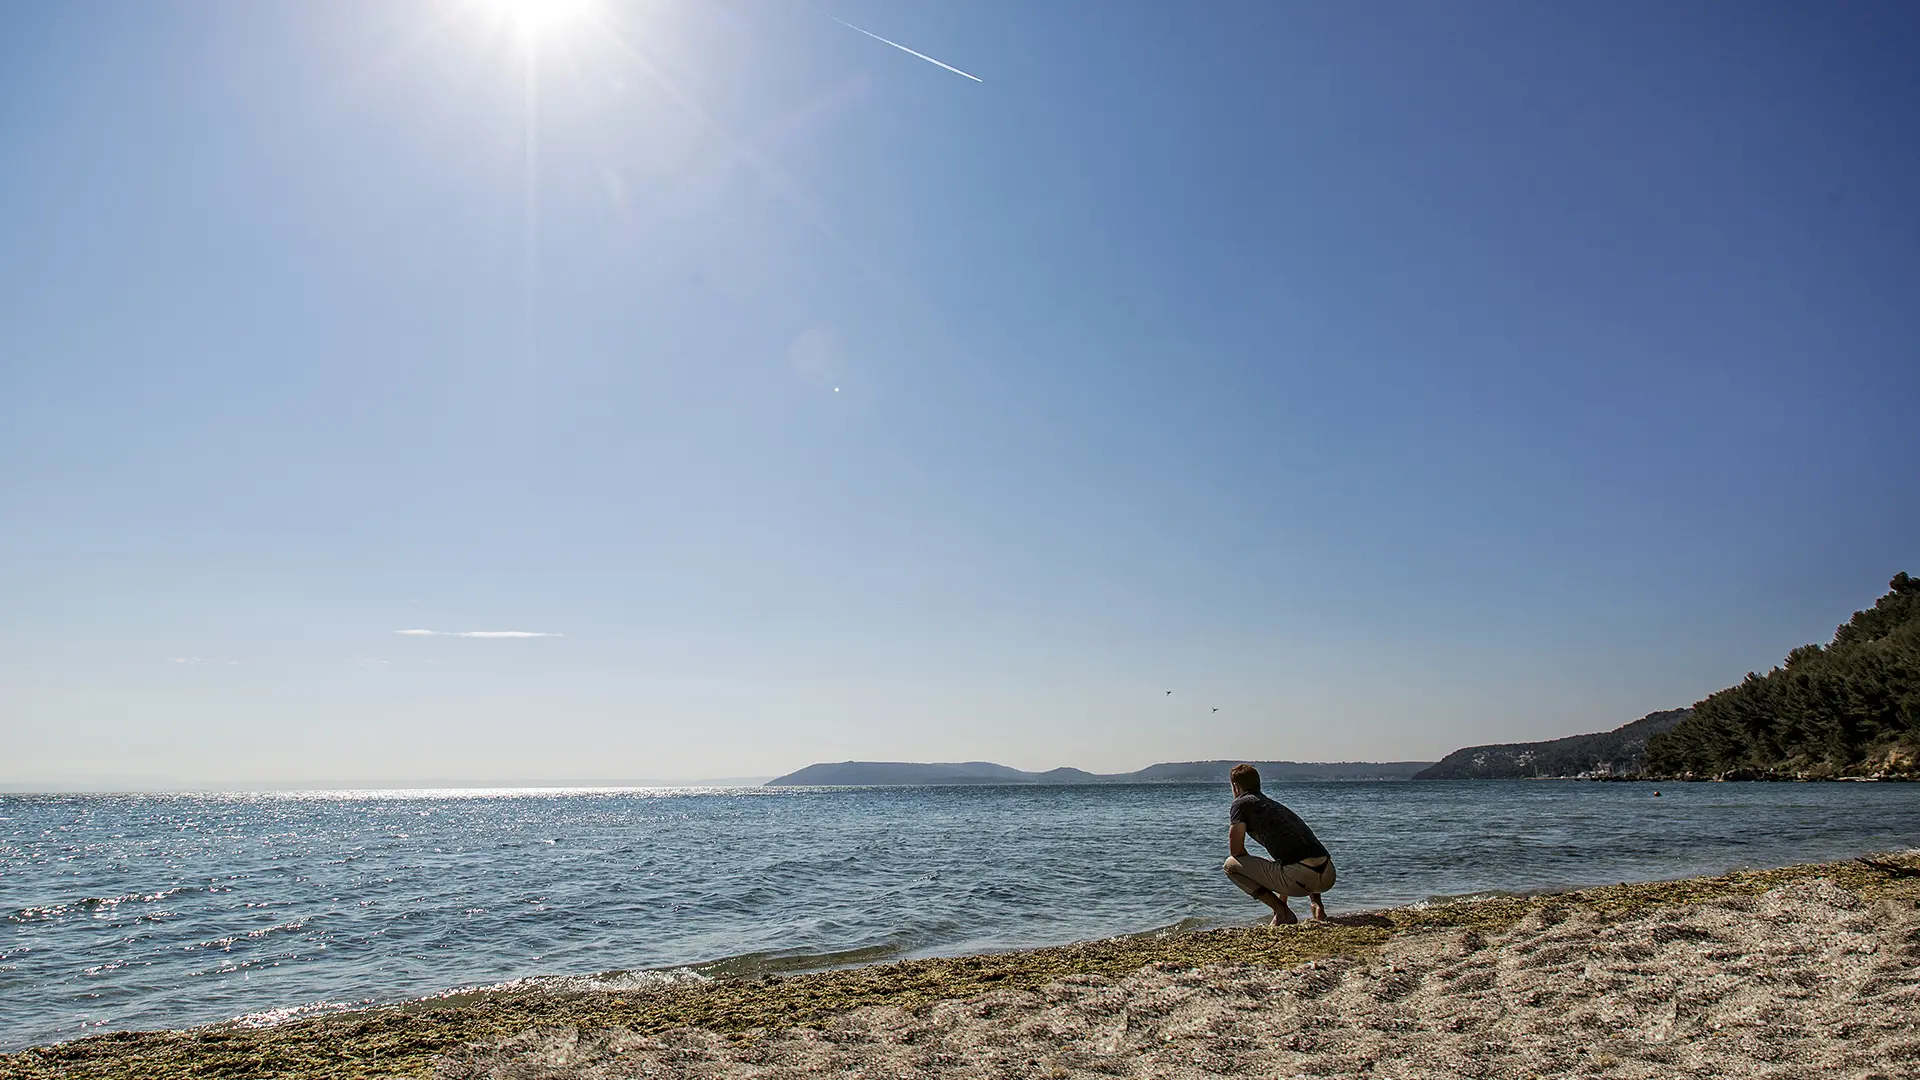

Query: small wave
left=227, top=998, right=371, bottom=1029
left=499, top=967, right=714, bottom=995
left=354, top=967, right=713, bottom=1016
left=191, top=956, right=288, bottom=978
left=88, top=887, right=188, bottom=908
left=11, top=887, right=190, bottom=922
left=186, top=920, right=308, bottom=951
left=1404, top=887, right=1547, bottom=910
left=692, top=940, right=914, bottom=979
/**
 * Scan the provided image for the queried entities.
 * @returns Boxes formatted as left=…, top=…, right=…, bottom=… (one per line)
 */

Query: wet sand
left=5, top=854, right=1918, bottom=1079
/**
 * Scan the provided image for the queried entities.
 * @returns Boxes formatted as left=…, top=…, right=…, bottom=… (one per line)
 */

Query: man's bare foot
left=1270, top=905, right=1298, bottom=926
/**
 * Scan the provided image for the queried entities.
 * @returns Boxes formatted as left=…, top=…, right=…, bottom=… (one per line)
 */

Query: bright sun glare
left=487, top=0, right=595, bottom=37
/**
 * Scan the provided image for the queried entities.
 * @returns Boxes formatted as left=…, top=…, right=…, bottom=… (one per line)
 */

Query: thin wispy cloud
left=168, top=657, right=239, bottom=665
left=392, top=629, right=563, bottom=638
left=831, top=16, right=983, bottom=83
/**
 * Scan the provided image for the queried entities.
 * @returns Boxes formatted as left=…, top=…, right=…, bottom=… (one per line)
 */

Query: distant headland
left=1417, top=572, right=1918, bottom=781
left=1410, top=708, right=1693, bottom=780
left=1644, top=572, right=1917, bottom=780
left=1418, top=571, right=1917, bottom=781
left=762, top=760, right=1433, bottom=786
left=772, top=572, right=1916, bottom=788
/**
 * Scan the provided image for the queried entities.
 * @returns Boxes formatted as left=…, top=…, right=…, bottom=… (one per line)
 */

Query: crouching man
left=1222, top=763, right=1335, bottom=925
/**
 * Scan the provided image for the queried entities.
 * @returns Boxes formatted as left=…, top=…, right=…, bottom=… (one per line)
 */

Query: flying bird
left=1212, top=707, right=1220, bottom=713
left=831, top=15, right=983, bottom=83
left=1166, top=690, right=1173, bottom=695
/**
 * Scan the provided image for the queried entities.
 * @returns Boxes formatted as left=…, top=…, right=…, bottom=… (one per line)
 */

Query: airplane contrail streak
left=831, top=16, right=983, bottom=83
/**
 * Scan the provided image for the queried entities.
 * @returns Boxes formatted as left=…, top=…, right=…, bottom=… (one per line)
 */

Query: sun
left=484, top=0, right=597, bottom=39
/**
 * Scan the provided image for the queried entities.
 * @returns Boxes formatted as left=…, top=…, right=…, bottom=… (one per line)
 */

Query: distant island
left=1411, top=708, right=1693, bottom=780
left=763, top=760, right=1432, bottom=787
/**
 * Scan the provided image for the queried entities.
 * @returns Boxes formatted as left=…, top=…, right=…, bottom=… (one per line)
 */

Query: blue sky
left=2, top=0, right=1916, bottom=787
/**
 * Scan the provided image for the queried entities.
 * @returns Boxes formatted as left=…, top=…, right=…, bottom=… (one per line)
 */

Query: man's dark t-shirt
left=1229, top=793, right=1329, bottom=865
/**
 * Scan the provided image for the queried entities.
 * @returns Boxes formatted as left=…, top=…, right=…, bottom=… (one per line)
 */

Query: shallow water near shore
left=5, top=780, right=1920, bottom=1050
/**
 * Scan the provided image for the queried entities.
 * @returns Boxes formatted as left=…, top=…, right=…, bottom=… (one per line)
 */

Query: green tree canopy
left=1646, top=573, right=1920, bottom=778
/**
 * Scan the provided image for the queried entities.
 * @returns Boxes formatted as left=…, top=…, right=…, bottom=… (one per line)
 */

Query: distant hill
left=766, top=762, right=1038, bottom=786
left=1411, top=709, right=1693, bottom=780
left=1124, top=760, right=1433, bottom=782
left=1647, top=572, right=1919, bottom=780
left=762, top=759, right=1432, bottom=787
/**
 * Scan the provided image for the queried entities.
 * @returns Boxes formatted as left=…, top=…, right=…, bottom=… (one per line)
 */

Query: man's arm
left=1228, top=821, right=1250, bottom=860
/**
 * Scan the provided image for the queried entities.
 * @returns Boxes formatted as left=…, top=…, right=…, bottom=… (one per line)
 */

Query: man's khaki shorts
left=1223, top=853, right=1335, bottom=898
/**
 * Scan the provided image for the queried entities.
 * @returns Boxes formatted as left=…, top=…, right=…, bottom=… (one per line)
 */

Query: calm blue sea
left=5, top=780, right=1920, bottom=1050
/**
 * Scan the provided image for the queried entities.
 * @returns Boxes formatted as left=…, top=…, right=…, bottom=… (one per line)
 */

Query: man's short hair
left=1229, top=763, right=1261, bottom=794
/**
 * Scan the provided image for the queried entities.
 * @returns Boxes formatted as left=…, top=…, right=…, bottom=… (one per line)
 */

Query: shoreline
left=1592, top=773, right=1920, bottom=783
left=6, top=851, right=1920, bottom=1079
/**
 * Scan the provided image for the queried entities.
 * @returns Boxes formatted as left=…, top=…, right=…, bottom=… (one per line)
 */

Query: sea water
left=5, top=780, right=1920, bottom=1050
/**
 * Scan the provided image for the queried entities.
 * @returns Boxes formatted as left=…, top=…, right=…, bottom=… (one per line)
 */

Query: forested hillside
left=1412, top=709, right=1691, bottom=779
left=1645, top=573, right=1919, bottom=779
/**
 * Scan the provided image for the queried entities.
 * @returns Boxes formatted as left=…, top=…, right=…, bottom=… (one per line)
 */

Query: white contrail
left=831, top=15, right=983, bottom=83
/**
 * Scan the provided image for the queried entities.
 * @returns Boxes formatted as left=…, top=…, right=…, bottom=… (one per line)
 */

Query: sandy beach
left=6, top=853, right=1918, bottom=1080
